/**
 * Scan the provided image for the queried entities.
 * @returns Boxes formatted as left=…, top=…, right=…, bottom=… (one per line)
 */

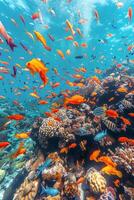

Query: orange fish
left=108, top=97, right=114, bottom=102
left=76, top=28, right=83, bottom=37
left=114, top=179, right=120, bottom=187
left=91, top=92, right=97, bottom=97
left=15, top=132, right=31, bottom=139
left=38, top=100, right=48, bottom=105
left=26, top=58, right=48, bottom=85
left=57, top=49, right=65, bottom=59
left=91, top=76, right=101, bottom=85
left=106, top=109, right=119, bottom=119
left=10, top=142, right=26, bottom=159
left=118, top=137, right=129, bottom=143
left=80, top=67, right=87, bottom=73
left=97, top=156, right=117, bottom=168
left=44, top=112, right=52, bottom=117
left=120, top=116, right=131, bottom=126
left=39, top=71, right=48, bottom=86
left=95, top=69, right=102, bottom=74
left=60, top=147, right=68, bottom=154
left=128, top=113, right=134, bottom=117
left=64, top=95, right=86, bottom=106
left=72, top=74, right=83, bottom=79
left=47, top=121, right=54, bottom=126
left=128, top=7, right=133, bottom=20
left=73, top=41, right=79, bottom=47
left=51, top=108, right=59, bottom=113
left=7, top=114, right=25, bottom=120
left=0, top=141, right=10, bottom=148
left=81, top=43, right=88, bottom=48
left=118, top=137, right=134, bottom=145
left=34, top=31, right=51, bottom=51
left=117, top=87, right=128, bottom=93
left=68, top=143, right=77, bottom=149
left=127, top=139, right=134, bottom=145
left=65, top=35, right=74, bottom=40
left=76, top=177, right=85, bottom=184
left=89, top=149, right=101, bottom=162
left=101, top=165, right=122, bottom=178
left=51, top=82, right=60, bottom=88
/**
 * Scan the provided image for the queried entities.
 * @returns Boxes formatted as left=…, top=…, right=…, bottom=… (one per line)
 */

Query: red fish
left=7, top=114, right=25, bottom=120
left=39, top=71, right=48, bottom=86
left=38, top=100, right=48, bottom=105
left=118, top=137, right=129, bottom=143
left=51, top=82, right=60, bottom=88
left=51, top=108, right=59, bottom=113
left=10, top=142, right=26, bottom=159
left=128, top=113, right=134, bottom=117
left=32, top=12, right=40, bottom=20
left=128, top=7, right=133, bottom=21
left=76, top=177, right=85, bottom=184
left=68, top=143, right=77, bottom=149
left=44, top=112, right=52, bottom=117
left=120, top=116, right=131, bottom=126
left=0, top=141, right=10, bottom=148
left=118, top=137, right=134, bottom=145
left=106, top=109, right=119, bottom=119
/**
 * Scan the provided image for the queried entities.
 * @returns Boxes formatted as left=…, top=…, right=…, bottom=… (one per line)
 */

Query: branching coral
left=109, top=143, right=134, bottom=175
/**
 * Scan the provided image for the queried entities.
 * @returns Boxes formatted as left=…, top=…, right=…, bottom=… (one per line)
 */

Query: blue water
left=0, top=0, right=133, bottom=104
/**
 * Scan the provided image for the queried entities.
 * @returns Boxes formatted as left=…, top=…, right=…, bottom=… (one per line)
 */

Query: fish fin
left=6, top=40, right=17, bottom=51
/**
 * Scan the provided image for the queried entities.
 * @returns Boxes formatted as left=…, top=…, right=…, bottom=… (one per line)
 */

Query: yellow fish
left=26, top=58, right=48, bottom=75
left=101, top=165, right=122, bottom=178
left=34, top=31, right=51, bottom=51
left=30, top=92, right=40, bottom=99
left=26, top=58, right=48, bottom=85
left=26, top=31, right=34, bottom=41
left=15, top=132, right=31, bottom=139
left=66, top=20, right=75, bottom=35
left=15, top=63, right=22, bottom=68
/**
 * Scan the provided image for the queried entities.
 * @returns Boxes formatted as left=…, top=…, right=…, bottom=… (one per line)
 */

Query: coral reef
left=86, top=168, right=107, bottom=194
left=109, top=143, right=134, bottom=175
left=13, top=178, right=39, bottom=200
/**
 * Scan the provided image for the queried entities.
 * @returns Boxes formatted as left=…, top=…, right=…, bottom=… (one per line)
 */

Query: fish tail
left=39, top=71, right=48, bottom=86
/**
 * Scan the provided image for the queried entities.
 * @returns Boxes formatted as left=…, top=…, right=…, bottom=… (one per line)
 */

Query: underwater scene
left=0, top=0, right=134, bottom=199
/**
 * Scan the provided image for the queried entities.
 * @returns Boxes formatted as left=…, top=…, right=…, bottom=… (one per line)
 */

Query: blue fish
left=93, top=107, right=105, bottom=116
left=40, top=185, right=59, bottom=197
left=36, top=158, right=53, bottom=177
left=94, top=130, right=107, bottom=141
